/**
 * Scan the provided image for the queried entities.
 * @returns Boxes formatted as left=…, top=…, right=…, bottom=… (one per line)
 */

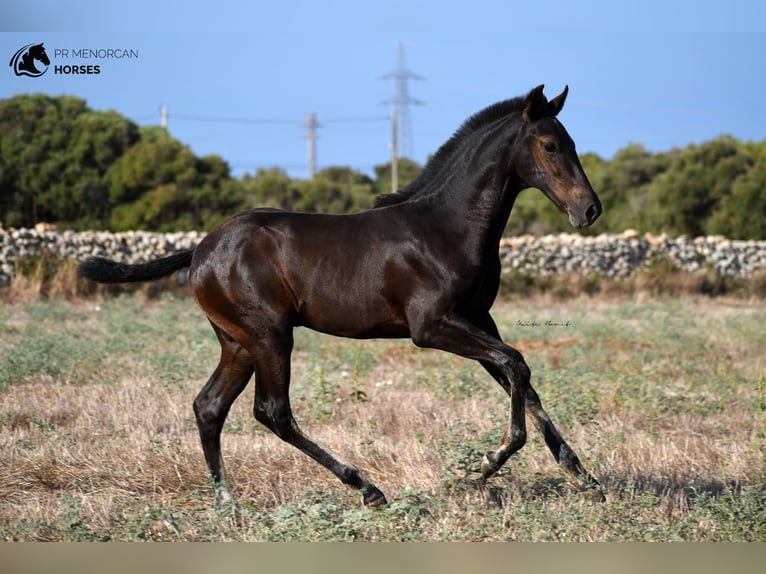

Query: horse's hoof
left=585, top=484, right=606, bottom=503
left=480, top=452, right=499, bottom=479
left=213, top=486, right=240, bottom=512
left=363, top=487, right=388, bottom=507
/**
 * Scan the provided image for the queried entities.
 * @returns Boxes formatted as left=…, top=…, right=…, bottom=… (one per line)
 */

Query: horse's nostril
left=585, top=203, right=599, bottom=222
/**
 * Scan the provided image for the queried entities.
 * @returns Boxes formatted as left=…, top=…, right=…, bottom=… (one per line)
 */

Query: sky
left=2, top=1, right=765, bottom=179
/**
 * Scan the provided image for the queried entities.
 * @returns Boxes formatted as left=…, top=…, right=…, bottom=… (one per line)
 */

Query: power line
left=166, top=113, right=388, bottom=125
left=322, top=116, right=388, bottom=124
left=169, top=113, right=299, bottom=125
left=153, top=106, right=394, bottom=177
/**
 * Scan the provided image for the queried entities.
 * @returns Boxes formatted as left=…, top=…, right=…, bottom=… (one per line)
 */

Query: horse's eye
left=543, top=141, right=557, bottom=154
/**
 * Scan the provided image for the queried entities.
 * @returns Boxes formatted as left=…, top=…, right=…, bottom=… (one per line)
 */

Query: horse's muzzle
left=568, top=200, right=602, bottom=228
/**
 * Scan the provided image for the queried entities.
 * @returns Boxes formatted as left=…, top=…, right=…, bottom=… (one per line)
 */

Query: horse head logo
left=9, top=43, right=50, bottom=77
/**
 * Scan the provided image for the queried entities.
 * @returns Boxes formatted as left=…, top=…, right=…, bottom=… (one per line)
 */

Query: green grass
left=0, top=292, right=764, bottom=541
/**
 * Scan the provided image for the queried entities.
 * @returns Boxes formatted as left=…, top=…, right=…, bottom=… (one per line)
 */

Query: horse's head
left=513, top=85, right=601, bottom=228
left=13, top=43, right=50, bottom=76
left=29, top=43, right=50, bottom=66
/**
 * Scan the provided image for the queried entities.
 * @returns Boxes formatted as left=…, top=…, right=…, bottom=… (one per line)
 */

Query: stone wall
left=0, top=228, right=203, bottom=286
left=499, top=231, right=766, bottom=279
left=2, top=227, right=765, bottom=286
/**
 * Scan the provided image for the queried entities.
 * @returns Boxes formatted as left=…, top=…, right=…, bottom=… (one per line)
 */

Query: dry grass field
left=0, top=287, right=764, bottom=541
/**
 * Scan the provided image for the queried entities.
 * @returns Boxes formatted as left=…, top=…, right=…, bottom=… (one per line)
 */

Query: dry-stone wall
left=499, top=231, right=766, bottom=279
left=1, top=227, right=765, bottom=286
left=0, top=228, right=203, bottom=286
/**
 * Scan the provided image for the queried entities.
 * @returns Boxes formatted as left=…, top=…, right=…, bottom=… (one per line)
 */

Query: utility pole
left=305, top=112, right=318, bottom=179
left=390, top=109, right=398, bottom=193
left=161, top=104, right=168, bottom=130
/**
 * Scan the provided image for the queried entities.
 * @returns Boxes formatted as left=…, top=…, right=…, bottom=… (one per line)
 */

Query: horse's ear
left=548, top=85, right=569, bottom=116
left=523, top=84, right=547, bottom=121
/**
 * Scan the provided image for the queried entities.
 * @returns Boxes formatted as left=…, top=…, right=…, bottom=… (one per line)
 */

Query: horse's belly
left=296, top=294, right=410, bottom=340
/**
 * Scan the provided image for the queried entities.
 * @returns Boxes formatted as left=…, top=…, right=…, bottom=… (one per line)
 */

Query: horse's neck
left=391, top=115, right=521, bottom=251
left=22, top=52, right=39, bottom=68
left=482, top=176, right=521, bottom=247
left=410, top=169, right=519, bottom=261
left=440, top=134, right=520, bottom=250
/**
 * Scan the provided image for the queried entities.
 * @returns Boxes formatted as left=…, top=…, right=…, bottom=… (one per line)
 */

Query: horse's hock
left=1, top=227, right=765, bottom=286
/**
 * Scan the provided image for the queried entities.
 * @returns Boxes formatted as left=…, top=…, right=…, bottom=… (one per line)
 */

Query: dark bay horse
left=79, top=85, right=603, bottom=507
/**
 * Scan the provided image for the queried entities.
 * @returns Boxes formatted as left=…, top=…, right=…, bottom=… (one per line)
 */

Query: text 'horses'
left=80, top=85, right=604, bottom=507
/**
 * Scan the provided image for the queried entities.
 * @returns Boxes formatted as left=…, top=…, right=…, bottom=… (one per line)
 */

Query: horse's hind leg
left=251, top=332, right=388, bottom=507
left=193, top=324, right=254, bottom=507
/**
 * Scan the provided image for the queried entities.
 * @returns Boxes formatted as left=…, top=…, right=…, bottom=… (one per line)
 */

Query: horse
left=79, top=84, right=604, bottom=508
left=10, top=43, right=50, bottom=77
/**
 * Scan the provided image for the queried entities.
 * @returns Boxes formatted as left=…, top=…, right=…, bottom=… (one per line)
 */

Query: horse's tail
left=78, top=249, right=194, bottom=284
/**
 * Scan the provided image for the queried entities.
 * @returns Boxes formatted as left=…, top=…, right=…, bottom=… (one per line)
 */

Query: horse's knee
left=502, top=348, right=530, bottom=385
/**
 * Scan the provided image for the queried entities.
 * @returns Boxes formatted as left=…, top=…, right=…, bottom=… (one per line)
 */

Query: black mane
left=373, top=94, right=528, bottom=208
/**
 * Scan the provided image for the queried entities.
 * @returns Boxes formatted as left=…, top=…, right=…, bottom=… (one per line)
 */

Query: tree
left=0, top=94, right=139, bottom=228
left=707, top=155, right=766, bottom=239
left=641, top=136, right=753, bottom=236
left=240, top=167, right=296, bottom=210
left=372, top=158, right=422, bottom=195
left=579, top=145, right=673, bottom=234
left=3, top=94, right=764, bottom=237
left=106, top=127, right=241, bottom=231
left=295, top=167, right=376, bottom=213
left=54, top=110, right=139, bottom=226
left=240, top=166, right=377, bottom=214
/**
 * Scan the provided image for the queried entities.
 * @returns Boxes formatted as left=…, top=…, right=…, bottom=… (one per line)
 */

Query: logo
left=8, top=42, right=139, bottom=78
left=9, top=42, right=50, bottom=77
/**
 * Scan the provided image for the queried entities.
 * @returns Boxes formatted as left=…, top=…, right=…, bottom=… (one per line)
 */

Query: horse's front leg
left=524, top=384, right=603, bottom=498
left=475, top=315, right=603, bottom=499
left=410, top=313, right=532, bottom=475
left=479, top=361, right=602, bottom=494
